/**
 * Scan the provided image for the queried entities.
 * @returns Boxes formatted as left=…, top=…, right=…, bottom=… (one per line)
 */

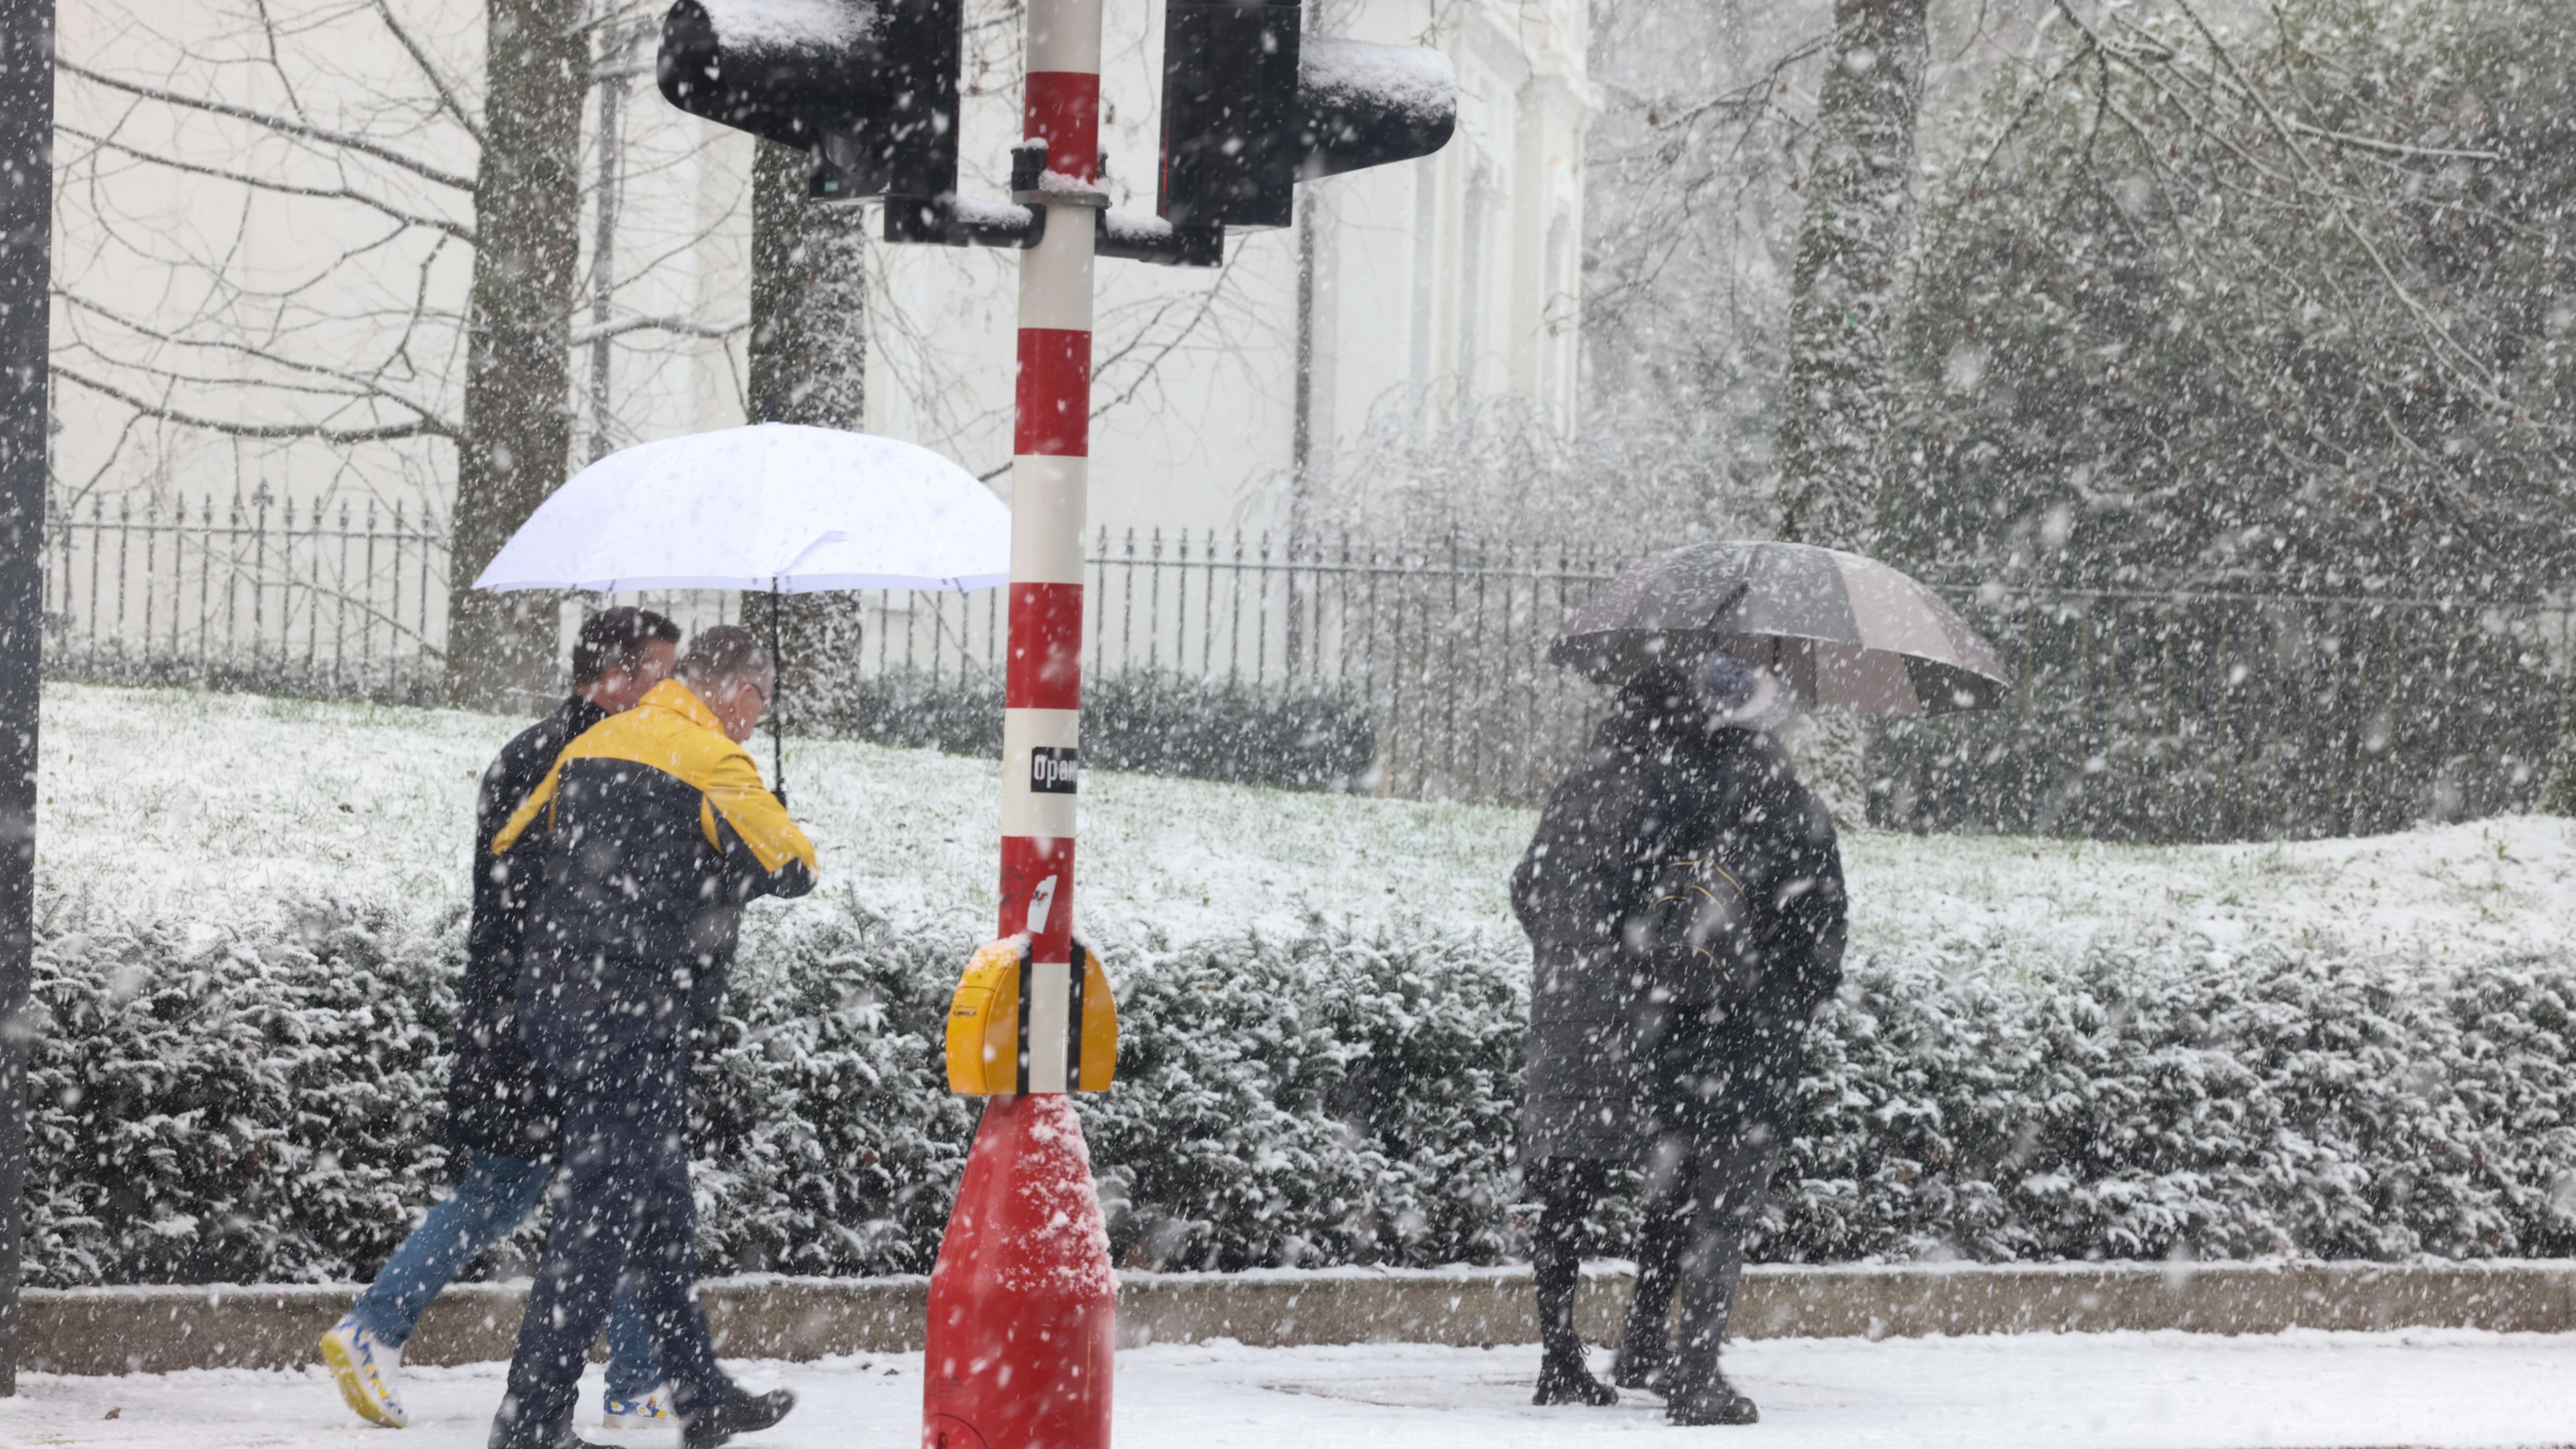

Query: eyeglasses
left=744, top=678, right=771, bottom=707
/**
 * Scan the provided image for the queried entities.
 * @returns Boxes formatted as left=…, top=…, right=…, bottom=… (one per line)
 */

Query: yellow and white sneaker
left=602, top=1388, right=674, bottom=1430
left=319, top=1313, right=409, bottom=1428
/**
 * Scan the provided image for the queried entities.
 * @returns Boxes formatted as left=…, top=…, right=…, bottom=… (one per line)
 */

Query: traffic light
left=658, top=0, right=962, bottom=225
left=1158, top=1, right=1456, bottom=240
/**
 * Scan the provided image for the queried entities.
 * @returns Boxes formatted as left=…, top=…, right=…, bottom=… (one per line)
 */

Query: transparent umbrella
left=1550, top=540, right=2012, bottom=716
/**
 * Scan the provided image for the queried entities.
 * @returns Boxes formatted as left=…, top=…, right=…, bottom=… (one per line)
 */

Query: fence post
left=85, top=494, right=100, bottom=656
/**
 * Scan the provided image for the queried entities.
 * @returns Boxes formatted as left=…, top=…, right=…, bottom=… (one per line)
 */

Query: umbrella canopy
left=472, top=423, right=1010, bottom=594
left=1550, top=541, right=2012, bottom=716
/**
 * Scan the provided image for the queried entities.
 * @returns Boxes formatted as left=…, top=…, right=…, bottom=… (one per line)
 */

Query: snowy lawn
left=9, top=1333, right=2576, bottom=1448
left=34, top=682, right=2576, bottom=963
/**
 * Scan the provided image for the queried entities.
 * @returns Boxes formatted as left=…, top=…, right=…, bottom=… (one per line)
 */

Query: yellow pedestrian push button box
left=945, top=934, right=1117, bottom=1094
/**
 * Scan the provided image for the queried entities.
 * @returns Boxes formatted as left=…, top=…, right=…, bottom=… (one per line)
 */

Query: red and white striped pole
left=996, top=0, right=1099, bottom=1034
left=921, top=0, right=1116, bottom=1445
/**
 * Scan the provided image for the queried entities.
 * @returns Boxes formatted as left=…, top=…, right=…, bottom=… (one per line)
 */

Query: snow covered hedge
left=785, top=669, right=1379, bottom=793
left=20, top=890, right=2576, bottom=1287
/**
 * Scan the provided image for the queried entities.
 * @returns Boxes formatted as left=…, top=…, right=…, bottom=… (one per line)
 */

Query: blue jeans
left=354, top=1150, right=663, bottom=1399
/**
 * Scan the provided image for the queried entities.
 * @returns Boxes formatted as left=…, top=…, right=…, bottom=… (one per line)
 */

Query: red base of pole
left=922, top=1094, right=1116, bottom=1449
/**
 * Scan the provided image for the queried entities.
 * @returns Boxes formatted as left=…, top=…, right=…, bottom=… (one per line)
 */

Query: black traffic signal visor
left=661, top=0, right=961, bottom=209
left=1297, top=37, right=1456, bottom=179
left=660, top=0, right=896, bottom=152
left=1159, top=3, right=1458, bottom=233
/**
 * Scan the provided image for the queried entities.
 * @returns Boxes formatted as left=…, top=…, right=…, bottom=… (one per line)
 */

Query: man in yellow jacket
left=488, top=625, right=816, bottom=1449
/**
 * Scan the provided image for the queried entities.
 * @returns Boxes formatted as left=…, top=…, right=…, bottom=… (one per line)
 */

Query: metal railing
left=42, top=489, right=450, bottom=700
left=36, top=492, right=2574, bottom=835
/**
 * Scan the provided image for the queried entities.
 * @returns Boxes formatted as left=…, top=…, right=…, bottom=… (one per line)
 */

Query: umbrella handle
left=770, top=582, right=786, bottom=806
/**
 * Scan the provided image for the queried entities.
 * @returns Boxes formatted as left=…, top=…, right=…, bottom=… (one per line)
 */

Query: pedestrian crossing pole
left=920, top=0, right=1118, bottom=1444
left=0, top=0, right=54, bottom=1401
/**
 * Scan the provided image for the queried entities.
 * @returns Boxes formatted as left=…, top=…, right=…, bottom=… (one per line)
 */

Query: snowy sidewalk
left=8, top=1332, right=2576, bottom=1448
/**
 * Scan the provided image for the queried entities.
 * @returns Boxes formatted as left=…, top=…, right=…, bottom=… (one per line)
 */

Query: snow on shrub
left=19, top=889, right=2576, bottom=1287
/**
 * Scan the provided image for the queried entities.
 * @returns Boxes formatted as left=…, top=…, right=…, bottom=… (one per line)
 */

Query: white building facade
left=50, top=0, right=1593, bottom=544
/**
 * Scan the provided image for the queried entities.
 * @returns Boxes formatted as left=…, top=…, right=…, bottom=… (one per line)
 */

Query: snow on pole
left=922, top=0, right=1115, bottom=1444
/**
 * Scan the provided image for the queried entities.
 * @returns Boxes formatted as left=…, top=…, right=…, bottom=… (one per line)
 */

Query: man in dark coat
left=321, top=608, right=680, bottom=1432
left=1511, top=653, right=1845, bottom=1424
left=489, top=625, right=816, bottom=1449
left=1624, top=653, right=1845, bottom=1425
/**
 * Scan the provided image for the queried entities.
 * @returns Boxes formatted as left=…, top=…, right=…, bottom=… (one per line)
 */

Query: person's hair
left=675, top=623, right=773, bottom=696
left=570, top=606, right=681, bottom=686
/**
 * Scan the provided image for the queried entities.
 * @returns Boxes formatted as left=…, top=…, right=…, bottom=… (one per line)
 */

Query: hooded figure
left=1511, top=652, right=1845, bottom=1423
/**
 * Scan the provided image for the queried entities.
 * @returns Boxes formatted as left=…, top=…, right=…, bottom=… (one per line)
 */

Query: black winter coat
left=444, top=694, right=605, bottom=1159
left=1627, top=725, right=1846, bottom=1148
left=499, top=680, right=817, bottom=1070
left=1511, top=700, right=1846, bottom=1165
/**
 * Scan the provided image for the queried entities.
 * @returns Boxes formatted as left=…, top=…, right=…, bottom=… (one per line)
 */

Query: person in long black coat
left=1511, top=653, right=1845, bottom=1421
left=319, top=608, right=681, bottom=1432
left=1513, top=664, right=1711, bottom=1407
left=1625, top=653, right=1845, bottom=1425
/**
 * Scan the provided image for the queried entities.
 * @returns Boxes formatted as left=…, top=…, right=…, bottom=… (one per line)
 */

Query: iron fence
left=34, top=491, right=2574, bottom=836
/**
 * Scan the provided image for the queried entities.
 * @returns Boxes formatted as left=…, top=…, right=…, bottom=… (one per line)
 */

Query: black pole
left=769, top=582, right=784, bottom=802
left=0, top=0, right=55, bottom=1399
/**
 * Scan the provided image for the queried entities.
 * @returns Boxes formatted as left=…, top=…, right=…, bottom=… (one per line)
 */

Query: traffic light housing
left=1158, top=1, right=1456, bottom=235
left=659, top=0, right=961, bottom=217
left=659, top=0, right=1455, bottom=264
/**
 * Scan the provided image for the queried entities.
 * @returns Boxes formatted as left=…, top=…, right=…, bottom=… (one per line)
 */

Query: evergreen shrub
left=21, top=891, right=2576, bottom=1285
left=799, top=669, right=1377, bottom=793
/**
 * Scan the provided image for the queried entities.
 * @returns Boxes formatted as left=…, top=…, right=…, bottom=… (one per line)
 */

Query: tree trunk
left=443, top=0, right=589, bottom=711
left=749, top=141, right=873, bottom=735
left=1773, top=0, right=1930, bottom=553
left=1772, top=0, right=1929, bottom=824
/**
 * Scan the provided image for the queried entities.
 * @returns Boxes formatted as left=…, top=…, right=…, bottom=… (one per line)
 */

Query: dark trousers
left=1530, top=1140, right=1776, bottom=1385
left=1646, top=1119, right=1783, bottom=1392
left=1619, top=1177, right=1692, bottom=1365
left=493, top=1027, right=730, bottom=1443
left=1527, top=1158, right=1615, bottom=1368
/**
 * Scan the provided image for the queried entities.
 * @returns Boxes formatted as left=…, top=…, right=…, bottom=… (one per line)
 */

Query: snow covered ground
left=38, top=682, right=2574, bottom=967
left=9, top=1333, right=2576, bottom=1448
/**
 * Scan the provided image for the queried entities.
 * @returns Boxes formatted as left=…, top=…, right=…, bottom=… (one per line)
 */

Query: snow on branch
left=568, top=312, right=753, bottom=346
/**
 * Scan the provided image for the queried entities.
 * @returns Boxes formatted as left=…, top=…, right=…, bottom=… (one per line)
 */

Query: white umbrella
left=472, top=422, right=1009, bottom=594
left=473, top=423, right=1011, bottom=797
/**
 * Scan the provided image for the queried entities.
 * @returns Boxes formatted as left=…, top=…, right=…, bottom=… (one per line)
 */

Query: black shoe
left=1664, top=1373, right=1759, bottom=1426
left=489, top=1433, right=601, bottom=1449
left=682, top=1387, right=796, bottom=1449
left=1610, top=1342, right=1670, bottom=1393
left=1532, top=1353, right=1621, bottom=1407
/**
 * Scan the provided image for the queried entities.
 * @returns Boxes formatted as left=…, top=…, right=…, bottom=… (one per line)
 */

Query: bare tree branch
left=57, top=366, right=451, bottom=443
left=372, top=0, right=489, bottom=152
left=58, top=290, right=458, bottom=431
left=56, top=56, right=478, bottom=193
left=56, top=120, right=475, bottom=244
